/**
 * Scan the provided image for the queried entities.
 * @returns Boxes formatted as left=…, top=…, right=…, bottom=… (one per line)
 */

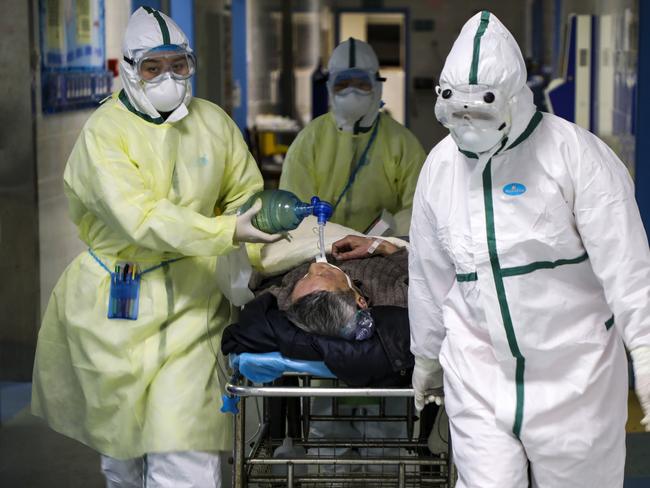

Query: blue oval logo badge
left=503, top=183, right=526, bottom=196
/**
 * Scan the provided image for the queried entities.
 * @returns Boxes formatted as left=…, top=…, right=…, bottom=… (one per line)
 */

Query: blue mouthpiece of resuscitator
left=310, top=196, right=333, bottom=225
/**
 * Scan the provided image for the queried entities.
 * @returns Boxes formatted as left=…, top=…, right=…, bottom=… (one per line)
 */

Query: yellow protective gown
left=32, top=91, right=263, bottom=459
left=279, top=112, right=426, bottom=235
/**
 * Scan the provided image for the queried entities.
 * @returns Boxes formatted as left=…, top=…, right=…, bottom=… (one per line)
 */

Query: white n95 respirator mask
left=143, top=75, right=188, bottom=113
left=435, top=84, right=511, bottom=154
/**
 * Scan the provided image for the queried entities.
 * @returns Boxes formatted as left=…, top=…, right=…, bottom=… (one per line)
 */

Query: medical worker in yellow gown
left=31, top=7, right=278, bottom=488
left=280, top=38, right=426, bottom=235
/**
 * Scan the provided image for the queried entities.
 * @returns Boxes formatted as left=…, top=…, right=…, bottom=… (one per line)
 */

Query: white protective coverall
left=409, top=11, right=650, bottom=488
left=32, top=8, right=262, bottom=486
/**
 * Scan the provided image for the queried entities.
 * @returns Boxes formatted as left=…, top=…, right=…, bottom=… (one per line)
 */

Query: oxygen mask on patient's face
left=340, top=309, right=375, bottom=341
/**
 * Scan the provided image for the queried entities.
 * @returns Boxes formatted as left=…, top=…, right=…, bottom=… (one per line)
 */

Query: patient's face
left=290, top=262, right=353, bottom=303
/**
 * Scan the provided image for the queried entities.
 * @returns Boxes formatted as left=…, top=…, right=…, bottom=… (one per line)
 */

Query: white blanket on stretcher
left=257, top=216, right=409, bottom=277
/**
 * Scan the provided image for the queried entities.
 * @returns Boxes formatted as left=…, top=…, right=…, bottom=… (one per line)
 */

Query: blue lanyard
left=88, top=249, right=184, bottom=277
left=333, top=117, right=381, bottom=212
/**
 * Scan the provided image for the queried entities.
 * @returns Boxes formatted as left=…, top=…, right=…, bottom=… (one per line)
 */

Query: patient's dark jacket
left=221, top=292, right=413, bottom=387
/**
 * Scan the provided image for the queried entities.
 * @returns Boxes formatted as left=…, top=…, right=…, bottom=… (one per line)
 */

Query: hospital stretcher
left=223, top=352, right=457, bottom=487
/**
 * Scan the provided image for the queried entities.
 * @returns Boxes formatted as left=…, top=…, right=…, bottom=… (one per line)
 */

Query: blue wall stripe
left=131, top=0, right=161, bottom=12
left=170, top=0, right=195, bottom=92
left=636, top=0, right=650, bottom=239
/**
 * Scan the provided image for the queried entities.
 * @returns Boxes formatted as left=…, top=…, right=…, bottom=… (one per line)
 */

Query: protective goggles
left=330, top=68, right=384, bottom=94
left=124, top=44, right=196, bottom=83
left=434, top=84, right=509, bottom=130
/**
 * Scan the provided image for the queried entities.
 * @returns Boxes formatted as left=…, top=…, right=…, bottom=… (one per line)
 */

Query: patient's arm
left=332, top=235, right=400, bottom=261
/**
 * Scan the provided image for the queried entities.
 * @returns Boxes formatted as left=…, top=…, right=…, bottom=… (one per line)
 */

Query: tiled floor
left=0, top=408, right=104, bottom=487
left=1, top=384, right=649, bottom=487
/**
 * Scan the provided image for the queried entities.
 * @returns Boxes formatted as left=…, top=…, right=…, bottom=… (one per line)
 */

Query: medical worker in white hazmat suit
left=409, top=11, right=650, bottom=487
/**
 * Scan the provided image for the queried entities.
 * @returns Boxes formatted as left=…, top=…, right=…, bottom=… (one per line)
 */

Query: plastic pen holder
left=108, top=273, right=141, bottom=320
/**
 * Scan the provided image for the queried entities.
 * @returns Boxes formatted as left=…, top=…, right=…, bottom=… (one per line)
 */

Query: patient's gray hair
left=287, top=290, right=357, bottom=338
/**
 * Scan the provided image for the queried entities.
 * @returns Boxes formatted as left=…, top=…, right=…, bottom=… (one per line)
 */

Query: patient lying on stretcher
left=220, top=219, right=413, bottom=387
left=287, top=236, right=402, bottom=341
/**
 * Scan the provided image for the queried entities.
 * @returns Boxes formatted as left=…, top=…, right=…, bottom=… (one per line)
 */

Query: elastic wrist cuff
left=414, top=356, right=440, bottom=369
left=631, top=346, right=650, bottom=374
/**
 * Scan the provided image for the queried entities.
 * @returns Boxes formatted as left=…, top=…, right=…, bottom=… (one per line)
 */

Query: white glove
left=234, top=200, right=284, bottom=244
left=631, top=346, right=650, bottom=431
left=412, top=356, right=444, bottom=412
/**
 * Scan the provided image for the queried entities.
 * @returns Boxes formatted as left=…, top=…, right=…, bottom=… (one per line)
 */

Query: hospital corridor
left=2, top=0, right=650, bottom=487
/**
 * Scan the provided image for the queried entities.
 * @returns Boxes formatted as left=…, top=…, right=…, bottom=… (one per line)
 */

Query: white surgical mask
left=450, top=125, right=505, bottom=154
left=333, top=90, right=374, bottom=129
left=143, top=74, right=187, bottom=113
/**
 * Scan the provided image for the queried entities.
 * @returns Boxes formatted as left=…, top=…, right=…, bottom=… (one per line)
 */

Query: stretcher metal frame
left=226, top=373, right=457, bottom=487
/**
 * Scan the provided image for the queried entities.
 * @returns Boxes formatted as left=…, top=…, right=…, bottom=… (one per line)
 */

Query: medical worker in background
left=32, top=7, right=279, bottom=488
left=409, top=11, right=650, bottom=488
left=280, top=38, right=426, bottom=236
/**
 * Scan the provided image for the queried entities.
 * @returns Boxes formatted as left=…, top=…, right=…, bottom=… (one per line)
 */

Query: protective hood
left=327, top=38, right=383, bottom=133
left=119, top=7, right=193, bottom=123
left=438, top=11, right=536, bottom=153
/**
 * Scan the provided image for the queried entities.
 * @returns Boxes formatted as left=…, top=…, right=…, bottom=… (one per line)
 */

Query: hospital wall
left=2, top=0, right=161, bottom=382
left=0, top=1, right=40, bottom=381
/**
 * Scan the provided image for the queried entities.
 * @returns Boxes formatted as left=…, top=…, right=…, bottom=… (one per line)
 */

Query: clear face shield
left=125, top=44, right=196, bottom=84
left=434, top=84, right=511, bottom=153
